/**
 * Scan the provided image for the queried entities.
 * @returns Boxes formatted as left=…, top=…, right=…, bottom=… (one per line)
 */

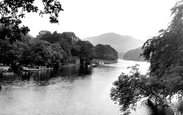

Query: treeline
left=37, top=31, right=94, bottom=66
left=0, top=30, right=118, bottom=71
left=123, top=47, right=144, bottom=61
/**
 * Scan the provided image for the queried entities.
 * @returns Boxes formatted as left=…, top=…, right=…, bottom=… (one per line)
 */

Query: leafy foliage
left=21, top=40, right=53, bottom=66
left=110, top=0, right=183, bottom=114
left=0, top=0, right=63, bottom=43
left=78, top=40, right=94, bottom=65
left=93, top=44, right=118, bottom=61
left=0, top=0, right=63, bottom=72
left=0, top=38, right=27, bottom=65
left=39, top=31, right=80, bottom=61
left=141, top=0, right=183, bottom=96
left=111, top=65, right=150, bottom=114
left=39, top=31, right=94, bottom=65
left=51, top=43, right=64, bottom=64
left=0, top=29, right=95, bottom=70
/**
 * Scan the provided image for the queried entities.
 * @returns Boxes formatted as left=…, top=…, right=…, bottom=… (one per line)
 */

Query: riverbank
left=93, top=59, right=117, bottom=64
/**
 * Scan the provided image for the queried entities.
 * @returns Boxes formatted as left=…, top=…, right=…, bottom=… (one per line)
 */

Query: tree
left=19, top=43, right=34, bottom=66
left=78, top=40, right=94, bottom=65
left=31, top=40, right=53, bottom=66
left=0, top=39, right=27, bottom=65
left=0, top=0, right=63, bottom=43
left=38, top=31, right=82, bottom=64
left=62, top=32, right=80, bottom=45
left=110, top=0, right=183, bottom=115
left=50, top=43, right=64, bottom=67
left=20, top=40, right=53, bottom=66
left=94, top=44, right=118, bottom=60
left=0, top=0, right=63, bottom=73
left=39, top=31, right=61, bottom=43
left=61, top=32, right=80, bottom=57
left=37, top=30, right=52, bottom=39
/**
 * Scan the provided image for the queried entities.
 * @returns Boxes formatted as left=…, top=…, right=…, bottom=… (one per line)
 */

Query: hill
left=123, top=47, right=145, bottom=61
left=83, top=33, right=144, bottom=53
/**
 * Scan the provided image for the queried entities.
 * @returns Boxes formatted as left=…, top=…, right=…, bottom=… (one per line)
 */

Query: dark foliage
left=78, top=40, right=94, bottom=65
left=0, top=0, right=63, bottom=43
left=110, top=1, right=183, bottom=114
left=93, top=44, right=118, bottom=61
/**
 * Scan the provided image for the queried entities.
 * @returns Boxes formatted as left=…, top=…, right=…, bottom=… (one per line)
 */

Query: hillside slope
left=83, top=33, right=144, bottom=53
left=123, top=47, right=145, bottom=61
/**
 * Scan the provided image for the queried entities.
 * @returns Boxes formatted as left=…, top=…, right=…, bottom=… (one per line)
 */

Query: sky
left=22, top=0, right=177, bottom=41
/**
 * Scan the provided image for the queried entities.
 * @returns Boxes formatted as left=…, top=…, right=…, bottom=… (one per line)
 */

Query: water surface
left=0, top=60, right=149, bottom=115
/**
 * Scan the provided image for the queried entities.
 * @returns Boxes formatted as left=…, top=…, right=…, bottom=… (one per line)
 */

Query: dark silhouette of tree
left=0, top=0, right=63, bottom=43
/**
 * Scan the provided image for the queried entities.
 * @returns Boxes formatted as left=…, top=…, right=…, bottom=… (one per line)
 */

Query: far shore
left=0, top=59, right=118, bottom=73
left=93, top=59, right=117, bottom=64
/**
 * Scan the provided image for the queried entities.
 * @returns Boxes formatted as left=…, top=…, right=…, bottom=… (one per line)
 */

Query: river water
left=0, top=59, right=149, bottom=115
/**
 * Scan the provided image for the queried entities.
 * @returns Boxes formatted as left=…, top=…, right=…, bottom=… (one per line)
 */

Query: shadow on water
left=0, top=65, right=92, bottom=86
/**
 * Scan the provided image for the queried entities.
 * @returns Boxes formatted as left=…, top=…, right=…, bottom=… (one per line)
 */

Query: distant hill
left=83, top=33, right=144, bottom=53
left=123, top=47, right=145, bottom=61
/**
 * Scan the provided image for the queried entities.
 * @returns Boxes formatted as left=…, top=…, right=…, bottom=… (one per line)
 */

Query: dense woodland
left=0, top=30, right=118, bottom=72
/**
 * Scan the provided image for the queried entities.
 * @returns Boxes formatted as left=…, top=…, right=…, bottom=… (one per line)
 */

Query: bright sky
left=22, top=0, right=177, bottom=41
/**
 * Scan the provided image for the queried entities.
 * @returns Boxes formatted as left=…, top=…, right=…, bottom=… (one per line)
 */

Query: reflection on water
left=0, top=60, right=149, bottom=115
left=0, top=65, right=92, bottom=86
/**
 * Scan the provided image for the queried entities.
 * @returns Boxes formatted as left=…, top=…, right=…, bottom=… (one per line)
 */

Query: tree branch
left=151, top=91, right=179, bottom=114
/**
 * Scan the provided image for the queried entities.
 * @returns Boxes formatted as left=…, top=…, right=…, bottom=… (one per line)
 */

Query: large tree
left=21, top=40, right=53, bottom=66
left=110, top=1, right=183, bottom=115
left=0, top=0, right=63, bottom=43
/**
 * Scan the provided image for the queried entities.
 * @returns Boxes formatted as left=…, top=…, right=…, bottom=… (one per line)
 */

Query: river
left=0, top=59, right=149, bottom=115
